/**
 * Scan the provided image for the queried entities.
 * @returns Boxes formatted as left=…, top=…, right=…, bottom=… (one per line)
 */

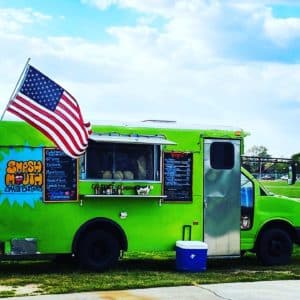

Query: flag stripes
left=8, top=93, right=87, bottom=158
left=7, top=65, right=91, bottom=158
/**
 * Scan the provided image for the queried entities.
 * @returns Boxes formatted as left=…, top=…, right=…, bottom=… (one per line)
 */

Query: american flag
left=7, top=65, right=92, bottom=158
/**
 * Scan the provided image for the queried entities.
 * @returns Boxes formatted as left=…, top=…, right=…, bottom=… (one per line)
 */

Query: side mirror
left=288, top=163, right=297, bottom=185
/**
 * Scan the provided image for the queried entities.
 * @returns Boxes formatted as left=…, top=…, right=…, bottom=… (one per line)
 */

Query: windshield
left=241, top=167, right=272, bottom=196
left=260, top=184, right=274, bottom=196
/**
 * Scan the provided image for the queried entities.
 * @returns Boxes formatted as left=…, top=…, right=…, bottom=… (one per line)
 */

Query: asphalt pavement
left=2, top=280, right=300, bottom=300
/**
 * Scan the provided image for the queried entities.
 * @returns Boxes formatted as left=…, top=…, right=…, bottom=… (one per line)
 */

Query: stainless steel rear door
left=203, top=139, right=241, bottom=256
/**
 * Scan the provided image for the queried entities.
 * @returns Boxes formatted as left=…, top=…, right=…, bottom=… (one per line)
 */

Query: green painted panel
left=0, top=120, right=253, bottom=256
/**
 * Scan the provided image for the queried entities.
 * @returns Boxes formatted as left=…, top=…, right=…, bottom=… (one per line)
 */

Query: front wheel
left=256, top=228, right=292, bottom=266
left=78, top=229, right=120, bottom=271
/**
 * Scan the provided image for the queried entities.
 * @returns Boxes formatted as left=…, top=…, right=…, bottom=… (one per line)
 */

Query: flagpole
left=0, top=57, right=31, bottom=121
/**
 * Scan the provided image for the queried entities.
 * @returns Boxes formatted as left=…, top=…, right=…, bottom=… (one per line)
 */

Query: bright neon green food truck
left=0, top=120, right=299, bottom=271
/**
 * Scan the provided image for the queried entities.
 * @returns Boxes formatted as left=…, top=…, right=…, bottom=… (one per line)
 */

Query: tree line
left=243, top=145, right=300, bottom=176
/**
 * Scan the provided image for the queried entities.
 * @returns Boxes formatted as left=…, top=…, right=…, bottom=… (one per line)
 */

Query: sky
left=0, top=0, right=300, bottom=157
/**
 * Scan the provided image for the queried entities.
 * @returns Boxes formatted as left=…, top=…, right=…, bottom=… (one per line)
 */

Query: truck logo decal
left=5, top=160, right=43, bottom=192
left=0, top=147, right=43, bottom=207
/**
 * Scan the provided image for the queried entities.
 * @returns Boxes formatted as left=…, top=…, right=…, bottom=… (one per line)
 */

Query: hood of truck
left=267, top=193, right=300, bottom=203
left=241, top=167, right=300, bottom=205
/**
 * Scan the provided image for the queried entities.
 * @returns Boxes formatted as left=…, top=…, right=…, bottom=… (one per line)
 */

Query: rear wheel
left=78, top=229, right=120, bottom=271
left=256, top=228, right=292, bottom=266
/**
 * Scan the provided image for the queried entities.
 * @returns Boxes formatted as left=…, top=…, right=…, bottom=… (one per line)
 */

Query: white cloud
left=83, top=0, right=300, bottom=51
left=81, top=0, right=177, bottom=16
left=264, top=16, right=300, bottom=47
left=0, top=8, right=51, bottom=33
left=1, top=2, right=300, bottom=156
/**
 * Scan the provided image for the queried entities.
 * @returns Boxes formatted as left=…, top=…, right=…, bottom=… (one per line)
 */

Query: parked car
left=261, top=174, right=273, bottom=180
left=280, top=175, right=288, bottom=180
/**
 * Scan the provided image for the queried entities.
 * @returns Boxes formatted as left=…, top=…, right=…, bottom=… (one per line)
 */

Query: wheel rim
left=268, top=235, right=290, bottom=257
left=269, top=240, right=283, bottom=256
left=89, top=240, right=109, bottom=262
left=78, top=230, right=120, bottom=271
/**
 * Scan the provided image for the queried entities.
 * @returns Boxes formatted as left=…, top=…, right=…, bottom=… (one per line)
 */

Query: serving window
left=82, top=141, right=161, bottom=181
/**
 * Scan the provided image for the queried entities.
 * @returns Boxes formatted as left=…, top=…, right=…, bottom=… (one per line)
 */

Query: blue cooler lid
left=176, top=241, right=208, bottom=250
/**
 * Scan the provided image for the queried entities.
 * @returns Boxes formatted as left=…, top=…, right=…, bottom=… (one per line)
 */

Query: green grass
left=1, top=250, right=300, bottom=296
left=0, top=181, right=299, bottom=297
left=0, top=291, right=15, bottom=298
left=259, top=180, right=300, bottom=198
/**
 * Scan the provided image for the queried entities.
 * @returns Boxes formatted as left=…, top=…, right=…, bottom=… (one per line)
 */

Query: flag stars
left=20, top=66, right=63, bottom=111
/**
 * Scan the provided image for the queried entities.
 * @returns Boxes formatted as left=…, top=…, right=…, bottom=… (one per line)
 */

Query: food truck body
left=0, top=120, right=299, bottom=271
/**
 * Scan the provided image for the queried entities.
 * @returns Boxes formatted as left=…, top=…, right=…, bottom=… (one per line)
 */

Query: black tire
left=256, top=228, right=292, bottom=266
left=77, top=229, right=120, bottom=271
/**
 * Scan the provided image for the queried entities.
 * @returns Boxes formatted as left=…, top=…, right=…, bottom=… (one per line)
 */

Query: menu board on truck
left=163, top=152, right=192, bottom=201
left=43, top=148, right=78, bottom=202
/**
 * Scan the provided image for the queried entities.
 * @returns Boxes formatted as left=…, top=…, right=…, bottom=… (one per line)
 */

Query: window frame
left=240, top=172, right=254, bottom=230
left=80, top=142, right=163, bottom=182
left=210, top=141, right=235, bottom=170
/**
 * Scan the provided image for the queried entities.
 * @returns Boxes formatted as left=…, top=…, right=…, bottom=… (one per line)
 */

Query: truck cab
left=241, top=167, right=300, bottom=265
